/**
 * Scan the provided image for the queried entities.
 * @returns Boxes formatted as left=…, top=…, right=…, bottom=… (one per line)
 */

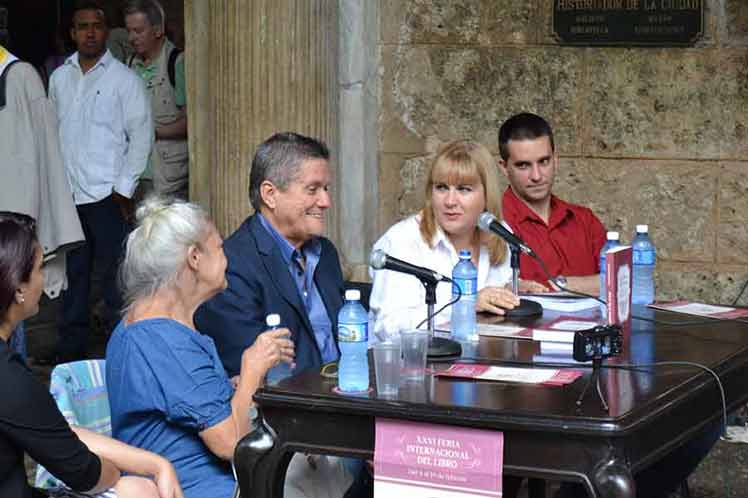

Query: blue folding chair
left=35, top=359, right=112, bottom=493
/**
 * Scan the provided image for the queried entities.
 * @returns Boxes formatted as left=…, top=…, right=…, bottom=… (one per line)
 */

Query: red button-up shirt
left=501, top=187, right=607, bottom=285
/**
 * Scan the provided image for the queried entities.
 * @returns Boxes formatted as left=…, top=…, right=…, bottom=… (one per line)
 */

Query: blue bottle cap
left=458, top=249, right=471, bottom=258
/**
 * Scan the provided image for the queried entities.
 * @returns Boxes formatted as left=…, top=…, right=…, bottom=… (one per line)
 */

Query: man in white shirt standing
left=45, top=0, right=153, bottom=364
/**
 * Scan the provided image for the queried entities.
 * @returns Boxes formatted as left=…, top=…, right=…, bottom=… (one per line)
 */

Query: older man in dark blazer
left=196, top=132, right=344, bottom=379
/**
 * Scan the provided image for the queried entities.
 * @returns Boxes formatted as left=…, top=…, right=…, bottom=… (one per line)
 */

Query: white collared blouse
left=369, top=214, right=512, bottom=341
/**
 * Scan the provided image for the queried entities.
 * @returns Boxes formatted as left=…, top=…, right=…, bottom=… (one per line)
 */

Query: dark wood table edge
left=236, top=316, right=748, bottom=498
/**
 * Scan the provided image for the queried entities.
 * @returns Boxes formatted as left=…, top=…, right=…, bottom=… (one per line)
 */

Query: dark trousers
left=57, top=195, right=129, bottom=357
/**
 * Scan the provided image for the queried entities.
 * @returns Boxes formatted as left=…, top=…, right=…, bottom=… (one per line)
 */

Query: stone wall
left=376, top=0, right=748, bottom=304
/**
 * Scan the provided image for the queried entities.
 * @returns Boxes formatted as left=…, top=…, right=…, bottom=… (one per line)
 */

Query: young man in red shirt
left=498, top=112, right=606, bottom=294
left=498, top=114, right=719, bottom=498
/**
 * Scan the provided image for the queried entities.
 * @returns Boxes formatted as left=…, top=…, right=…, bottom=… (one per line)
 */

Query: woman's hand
left=229, top=375, right=240, bottom=390
left=153, top=457, right=184, bottom=498
left=204, top=330, right=294, bottom=461
left=241, top=328, right=295, bottom=377
left=476, top=286, right=520, bottom=315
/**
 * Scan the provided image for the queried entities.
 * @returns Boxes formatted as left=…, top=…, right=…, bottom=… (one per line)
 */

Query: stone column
left=337, top=0, right=380, bottom=281
left=185, top=0, right=338, bottom=238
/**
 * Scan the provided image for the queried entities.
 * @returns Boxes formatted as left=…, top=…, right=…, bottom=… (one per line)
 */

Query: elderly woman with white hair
left=106, top=197, right=295, bottom=498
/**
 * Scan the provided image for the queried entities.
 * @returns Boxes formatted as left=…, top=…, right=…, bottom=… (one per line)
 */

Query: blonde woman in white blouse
left=370, top=140, right=522, bottom=340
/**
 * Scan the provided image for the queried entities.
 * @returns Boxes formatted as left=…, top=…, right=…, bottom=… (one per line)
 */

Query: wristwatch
left=554, top=275, right=568, bottom=288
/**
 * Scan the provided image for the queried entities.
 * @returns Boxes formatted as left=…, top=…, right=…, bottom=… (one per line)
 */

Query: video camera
left=573, top=324, right=623, bottom=363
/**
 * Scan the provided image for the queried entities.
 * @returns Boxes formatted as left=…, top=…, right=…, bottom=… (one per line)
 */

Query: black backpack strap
left=127, top=53, right=136, bottom=68
left=0, top=60, right=21, bottom=109
left=167, top=47, right=181, bottom=88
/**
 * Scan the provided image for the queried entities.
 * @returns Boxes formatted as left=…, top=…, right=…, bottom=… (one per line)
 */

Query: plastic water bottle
left=337, top=289, right=370, bottom=392
left=599, top=231, right=621, bottom=303
left=451, top=250, right=477, bottom=341
left=265, top=314, right=292, bottom=385
left=632, top=225, right=656, bottom=305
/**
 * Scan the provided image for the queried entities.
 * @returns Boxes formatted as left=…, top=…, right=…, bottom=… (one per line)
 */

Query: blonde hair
left=419, top=140, right=506, bottom=266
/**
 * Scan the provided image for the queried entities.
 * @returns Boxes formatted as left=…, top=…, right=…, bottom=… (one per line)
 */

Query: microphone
left=477, top=212, right=535, bottom=256
left=371, top=249, right=461, bottom=357
left=369, top=249, right=448, bottom=285
left=477, top=212, right=543, bottom=318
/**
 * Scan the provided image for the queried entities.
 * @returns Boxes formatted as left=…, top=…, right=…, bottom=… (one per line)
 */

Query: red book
left=606, top=245, right=632, bottom=332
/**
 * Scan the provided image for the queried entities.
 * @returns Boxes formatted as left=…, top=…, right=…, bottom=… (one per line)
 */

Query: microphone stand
left=504, top=243, right=543, bottom=319
left=423, top=279, right=462, bottom=358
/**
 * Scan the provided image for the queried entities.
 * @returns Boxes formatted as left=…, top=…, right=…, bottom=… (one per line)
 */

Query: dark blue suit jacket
left=195, top=214, right=345, bottom=377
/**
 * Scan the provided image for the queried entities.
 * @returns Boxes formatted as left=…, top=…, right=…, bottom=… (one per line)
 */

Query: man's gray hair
left=123, top=0, right=165, bottom=31
left=120, top=196, right=211, bottom=312
left=248, top=132, right=330, bottom=212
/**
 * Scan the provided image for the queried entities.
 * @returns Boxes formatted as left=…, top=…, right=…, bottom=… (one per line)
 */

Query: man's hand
left=550, top=275, right=600, bottom=295
left=155, top=112, right=188, bottom=140
left=548, top=279, right=563, bottom=291
left=112, top=191, right=134, bottom=223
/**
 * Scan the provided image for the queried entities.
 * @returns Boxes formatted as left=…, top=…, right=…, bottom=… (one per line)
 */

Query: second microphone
left=369, top=249, right=449, bottom=285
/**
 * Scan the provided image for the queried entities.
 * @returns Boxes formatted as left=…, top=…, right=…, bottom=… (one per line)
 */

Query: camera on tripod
left=573, top=324, right=623, bottom=363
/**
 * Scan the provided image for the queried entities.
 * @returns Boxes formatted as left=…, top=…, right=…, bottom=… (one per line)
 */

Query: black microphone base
left=505, top=298, right=543, bottom=319
left=427, top=336, right=462, bottom=358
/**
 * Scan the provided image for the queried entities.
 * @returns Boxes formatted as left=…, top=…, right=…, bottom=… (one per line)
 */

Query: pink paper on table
left=436, top=363, right=583, bottom=387
left=438, top=364, right=492, bottom=378
left=648, top=300, right=748, bottom=320
left=541, top=369, right=584, bottom=386
left=374, top=418, right=503, bottom=498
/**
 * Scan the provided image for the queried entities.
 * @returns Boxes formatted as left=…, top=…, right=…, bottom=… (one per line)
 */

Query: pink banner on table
left=374, top=418, right=503, bottom=498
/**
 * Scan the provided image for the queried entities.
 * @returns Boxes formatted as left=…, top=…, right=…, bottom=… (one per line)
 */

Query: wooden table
left=234, top=306, right=748, bottom=497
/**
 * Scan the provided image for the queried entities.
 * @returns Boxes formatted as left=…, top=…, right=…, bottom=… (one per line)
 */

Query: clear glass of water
left=400, top=329, right=429, bottom=382
left=373, top=340, right=401, bottom=397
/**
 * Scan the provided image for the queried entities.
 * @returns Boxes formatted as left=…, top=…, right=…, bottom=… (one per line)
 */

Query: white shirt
left=369, top=214, right=512, bottom=341
left=49, top=50, right=153, bottom=204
